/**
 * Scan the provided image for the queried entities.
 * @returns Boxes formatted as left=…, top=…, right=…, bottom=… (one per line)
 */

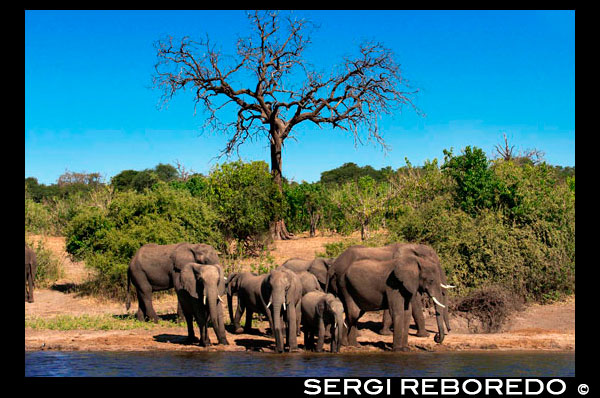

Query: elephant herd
left=25, top=240, right=454, bottom=352
left=125, top=241, right=455, bottom=353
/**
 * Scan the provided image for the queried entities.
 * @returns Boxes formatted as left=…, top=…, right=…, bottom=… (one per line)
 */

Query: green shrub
left=65, top=182, right=222, bottom=299
left=25, top=237, right=64, bottom=287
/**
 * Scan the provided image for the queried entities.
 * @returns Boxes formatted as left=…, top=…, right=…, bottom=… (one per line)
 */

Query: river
left=25, top=350, right=574, bottom=377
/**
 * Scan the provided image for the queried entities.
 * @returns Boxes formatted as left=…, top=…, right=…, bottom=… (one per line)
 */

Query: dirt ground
left=25, top=234, right=575, bottom=353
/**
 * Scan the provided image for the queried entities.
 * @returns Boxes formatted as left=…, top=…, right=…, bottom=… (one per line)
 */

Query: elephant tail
left=125, top=269, right=131, bottom=311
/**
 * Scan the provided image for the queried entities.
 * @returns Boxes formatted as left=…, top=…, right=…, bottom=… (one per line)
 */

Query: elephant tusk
left=431, top=296, right=446, bottom=308
left=334, top=321, right=337, bottom=329
left=267, top=300, right=272, bottom=308
left=440, top=283, right=456, bottom=289
left=203, top=295, right=207, bottom=305
left=283, top=302, right=286, bottom=311
left=217, top=295, right=223, bottom=303
left=344, top=321, right=348, bottom=329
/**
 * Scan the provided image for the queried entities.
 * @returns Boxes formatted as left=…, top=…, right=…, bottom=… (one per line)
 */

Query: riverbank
left=25, top=234, right=575, bottom=353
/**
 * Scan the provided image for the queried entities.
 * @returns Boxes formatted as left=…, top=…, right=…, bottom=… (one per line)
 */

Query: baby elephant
left=301, top=291, right=345, bottom=353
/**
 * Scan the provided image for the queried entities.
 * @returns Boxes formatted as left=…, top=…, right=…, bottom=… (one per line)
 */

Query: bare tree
left=153, top=10, right=420, bottom=239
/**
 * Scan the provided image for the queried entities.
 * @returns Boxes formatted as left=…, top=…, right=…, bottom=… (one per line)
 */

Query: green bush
left=25, top=237, right=64, bottom=287
left=65, top=182, right=222, bottom=299
left=204, top=160, right=285, bottom=255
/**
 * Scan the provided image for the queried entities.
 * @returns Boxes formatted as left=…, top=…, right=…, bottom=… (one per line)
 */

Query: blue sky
left=25, top=10, right=575, bottom=184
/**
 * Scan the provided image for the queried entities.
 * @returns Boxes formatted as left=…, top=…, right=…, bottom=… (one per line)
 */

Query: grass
left=25, top=314, right=181, bottom=331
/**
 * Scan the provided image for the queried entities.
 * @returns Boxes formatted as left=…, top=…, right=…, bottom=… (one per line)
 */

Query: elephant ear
left=316, top=296, right=326, bottom=318
left=179, top=262, right=199, bottom=298
left=227, top=272, right=239, bottom=296
left=392, top=256, right=420, bottom=296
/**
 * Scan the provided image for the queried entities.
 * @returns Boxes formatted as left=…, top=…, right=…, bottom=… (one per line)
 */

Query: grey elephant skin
left=329, top=243, right=447, bottom=351
left=281, top=257, right=334, bottom=291
left=173, top=262, right=229, bottom=346
left=301, top=291, right=345, bottom=353
left=326, top=243, right=452, bottom=337
left=25, top=243, right=37, bottom=303
left=127, top=242, right=220, bottom=322
left=262, top=268, right=303, bottom=353
left=226, top=272, right=273, bottom=335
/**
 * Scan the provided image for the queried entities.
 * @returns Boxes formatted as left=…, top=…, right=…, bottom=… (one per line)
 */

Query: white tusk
left=267, top=300, right=272, bottom=308
left=334, top=321, right=337, bottom=329
left=203, top=295, right=207, bottom=305
left=432, top=296, right=446, bottom=308
left=217, top=295, right=223, bottom=303
left=283, top=302, right=286, bottom=311
left=344, top=322, right=348, bottom=329
left=440, top=283, right=456, bottom=289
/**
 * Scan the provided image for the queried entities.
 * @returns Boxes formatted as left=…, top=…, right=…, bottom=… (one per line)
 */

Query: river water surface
left=25, top=350, right=574, bottom=377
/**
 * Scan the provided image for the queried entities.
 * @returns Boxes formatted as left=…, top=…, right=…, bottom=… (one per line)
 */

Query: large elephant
left=262, top=268, right=303, bottom=353
left=226, top=272, right=273, bottom=335
left=127, top=242, right=220, bottom=322
left=301, top=291, right=345, bottom=353
left=25, top=244, right=37, bottom=303
left=173, top=262, right=229, bottom=346
left=329, top=243, right=447, bottom=351
left=281, top=257, right=334, bottom=291
left=326, top=243, right=453, bottom=337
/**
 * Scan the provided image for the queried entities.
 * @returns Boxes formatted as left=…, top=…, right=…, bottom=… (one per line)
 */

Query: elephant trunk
left=271, top=291, right=286, bottom=353
left=227, top=292, right=235, bottom=326
left=431, top=293, right=446, bottom=344
left=332, top=313, right=344, bottom=353
left=206, top=287, right=228, bottom=345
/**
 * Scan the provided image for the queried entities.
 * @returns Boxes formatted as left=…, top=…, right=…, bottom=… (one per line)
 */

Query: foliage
left=202, top=160, right=285, bottom=254
left=25, top=237, right=64, bottom=287
left=110, top=163, right=179, bottom=193
left=25, top=314, right=179, bottom=331
left=320, top=162, right=393, bottom=186
left=64, top=182, right=222, bottom=299
left=284, top=182, right=330, bottom=236
left=330, top=176, right=393, bottom=240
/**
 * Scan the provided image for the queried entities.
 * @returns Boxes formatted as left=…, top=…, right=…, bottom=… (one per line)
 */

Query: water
left=25, top=351, right=574, bottom=377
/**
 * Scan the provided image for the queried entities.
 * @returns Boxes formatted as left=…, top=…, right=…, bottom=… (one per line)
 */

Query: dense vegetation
left=25, top=146, right=574, bottom=303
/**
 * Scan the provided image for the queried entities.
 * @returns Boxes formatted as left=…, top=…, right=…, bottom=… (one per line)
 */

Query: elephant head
left=176, top=262, right=228, bottom=344
left=262, top=268, right=302, bottom=353
left=323, top=294, right=345, bottom=353
left=392, top=247, right=447, bottom=344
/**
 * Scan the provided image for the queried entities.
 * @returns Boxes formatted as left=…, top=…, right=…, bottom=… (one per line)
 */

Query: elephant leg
left=380, top=309, right=392, bottom=335
left=296, top=302, right=302, bottom=337
left=411, top=294, right=429, bottom=337
left=233, top=299, right=245, bottom=333
left=286, top=305, right=298, bottom=352
left=343, top=297, right=363, bottom=347
left=136, top=281, right=159, bottom=323
left=27, top=270, right=35, bottom=303
left=306, top=330, right=315, bottom=351
left=196, top=308, right=210, bottom=346
left=176, top=299, right=185, bottom=323
left=389, top=293, right=411, bottom=352
left=244, top=309, right=254, bottom=334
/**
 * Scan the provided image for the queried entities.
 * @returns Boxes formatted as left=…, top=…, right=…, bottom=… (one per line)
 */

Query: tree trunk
left=270, top=132, right=293, bottom=240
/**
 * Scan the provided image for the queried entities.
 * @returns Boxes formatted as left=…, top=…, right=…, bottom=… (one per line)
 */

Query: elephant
left=126, top=242, right=220, bottom=322
left=226, top=272, right=273, bottom=335
left=301, top=291, right=345, bottom=353
left=328, top=243, right=447, bottom=351
left=326, top=243, right=453, bottom=337
left=276, top=266, right=322, bottom=337
left=25, top=243, right=37, bottom=303
left=262, top=268, right=303, bottom=353
left=281, top=257, right=334, bottom=291
left=173, top=262, right=229, bottom=346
